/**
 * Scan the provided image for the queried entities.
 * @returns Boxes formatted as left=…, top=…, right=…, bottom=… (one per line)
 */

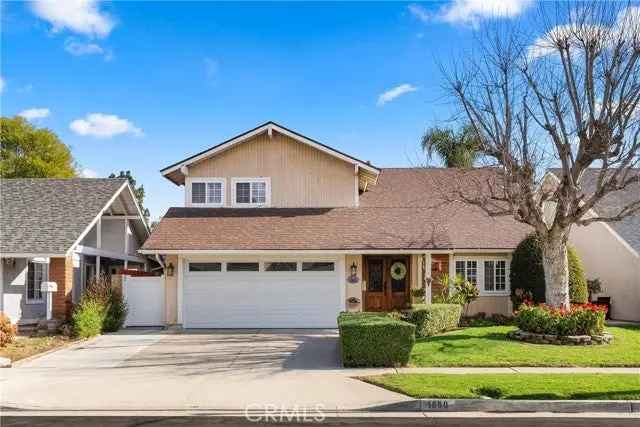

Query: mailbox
left=40, top=281, right=58, bottom=292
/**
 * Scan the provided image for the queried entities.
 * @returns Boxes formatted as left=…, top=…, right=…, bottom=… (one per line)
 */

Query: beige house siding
left=345, top=254, right=363, bottom=311
left=164, top=255, right=178, bottom=325
left=467, top=296, right=513, bottom=316
left=188, top=132, right=357, bottom=207
left=570, top=222, right=640, bottom=321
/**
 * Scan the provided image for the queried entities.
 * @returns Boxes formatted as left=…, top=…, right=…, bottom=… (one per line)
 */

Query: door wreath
left=390, top=262, right=407, bottom=280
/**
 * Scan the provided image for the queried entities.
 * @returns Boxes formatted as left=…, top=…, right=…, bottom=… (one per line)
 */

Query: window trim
left=231, top=177, right=271, bottom=207
left=185, top=177, right=226, bottom=207
left=26, top=259, right=49, bottom=304
left=453, top=256, right=510, bottom=296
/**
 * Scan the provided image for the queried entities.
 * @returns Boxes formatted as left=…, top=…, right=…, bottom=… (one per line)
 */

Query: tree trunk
left=542, top=231, right=570, bottom=309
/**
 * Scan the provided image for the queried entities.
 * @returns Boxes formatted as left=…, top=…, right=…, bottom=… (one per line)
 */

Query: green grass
left=410, top=325, right=640, bottom=367
left=363, top=374, right=640, bottom=400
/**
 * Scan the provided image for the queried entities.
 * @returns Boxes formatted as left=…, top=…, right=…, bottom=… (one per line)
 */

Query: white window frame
left=453, top=256, right=510, bottom=296
left=26, top=258, right=49, bottom=304
left=231, top=177, right=271, bottom=207
left=185, top=177, right=226, bottom=207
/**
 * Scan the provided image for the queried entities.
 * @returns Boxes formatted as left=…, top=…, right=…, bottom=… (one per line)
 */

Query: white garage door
left=183, top=259, right=342, bottom=328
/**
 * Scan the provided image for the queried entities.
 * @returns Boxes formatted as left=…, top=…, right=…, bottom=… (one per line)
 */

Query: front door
left=363, top=256, right=410, bottom=311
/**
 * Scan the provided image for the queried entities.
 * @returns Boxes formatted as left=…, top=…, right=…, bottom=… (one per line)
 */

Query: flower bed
left=512, top=302, right=609, bottom=345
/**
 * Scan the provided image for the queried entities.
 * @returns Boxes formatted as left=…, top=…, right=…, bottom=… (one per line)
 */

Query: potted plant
left=346, top=297, right=360, bottom=311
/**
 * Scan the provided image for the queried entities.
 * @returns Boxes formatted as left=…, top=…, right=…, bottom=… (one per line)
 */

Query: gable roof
left=142, top=168, right=531, bottom=253
left=160, top=121, right=380, bottom=186
left=0, top=178, right=148, bottom=256
left=548, top=168, right=640, bottom=253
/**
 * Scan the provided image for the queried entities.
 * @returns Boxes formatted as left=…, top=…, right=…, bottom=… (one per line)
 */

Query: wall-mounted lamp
left=347, top=262, right=359, bottom=284
left=166, top=263, right=174, bottom=277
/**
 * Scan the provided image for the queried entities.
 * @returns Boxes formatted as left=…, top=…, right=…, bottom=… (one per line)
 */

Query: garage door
left=183, top=259, right=341, bottom=328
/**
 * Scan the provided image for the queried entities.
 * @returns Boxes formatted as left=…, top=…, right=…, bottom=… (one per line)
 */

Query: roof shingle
left=143, top=168, right=531, bottom=252
left=0, top=178, right=127, bottom=255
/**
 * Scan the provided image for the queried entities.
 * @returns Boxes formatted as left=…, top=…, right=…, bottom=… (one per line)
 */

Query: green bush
left=338, top=312, right=415, bottom=367
left=510, top=233, right=546, bottom=303
left=102, top=291, right=128, bottom=333
left=72, top=298, right=106, bottom=338
left=514, top=303, right=606, bottom=336
left=407, top=304, right=462, bottom=338
left=510, top=233, right=588, bottom=304
left=568, top=246, right=588, bottom=304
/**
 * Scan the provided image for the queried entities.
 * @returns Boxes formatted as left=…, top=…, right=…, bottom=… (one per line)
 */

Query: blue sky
left=1, top=1, right=539, bottom=220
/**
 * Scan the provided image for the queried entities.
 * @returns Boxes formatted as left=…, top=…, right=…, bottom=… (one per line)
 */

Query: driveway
left=1, top=329, right=408, bottom=411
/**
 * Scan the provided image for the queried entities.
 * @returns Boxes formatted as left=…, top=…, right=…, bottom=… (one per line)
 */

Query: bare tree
left=443, top=2, right=640, bottom=308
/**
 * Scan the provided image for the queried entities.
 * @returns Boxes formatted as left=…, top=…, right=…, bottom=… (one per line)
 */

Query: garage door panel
left=183, top=263, right=341, bottom=328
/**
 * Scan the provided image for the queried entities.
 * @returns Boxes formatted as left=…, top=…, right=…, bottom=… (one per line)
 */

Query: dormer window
left=187, top=178, right=225, bottom=207
left=232, top=178, right=270, bottom=207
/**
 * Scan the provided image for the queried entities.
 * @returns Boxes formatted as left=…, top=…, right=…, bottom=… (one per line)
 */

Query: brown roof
left=142, top=168, right=531, bottom=252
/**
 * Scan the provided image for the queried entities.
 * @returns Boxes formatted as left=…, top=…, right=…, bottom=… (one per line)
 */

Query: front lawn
left=0, top=335, right=71, bottom=362
left=410, top=325, right=640, bottom=367
left=363, top=374, right=640, bottom=400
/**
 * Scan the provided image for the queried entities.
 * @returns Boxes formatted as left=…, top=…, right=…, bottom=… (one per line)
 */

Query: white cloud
left=70, top=113, right=143, bottom=138
left=0, top=76, right=5, bottom=93
left=30, top=0, right=115, bottom=38
left=377, top=84, right=419, bottom=106
left=18, top=108, right=51, bottom=120
left=527, top=7, right=640, bottom=61
left=79, top=168, right=98, bottom=178
left=64, top=38, right=103, bottom=55
left=408, top=4, right=430, bottom=23
left=410, top=1, right=532, bottom=28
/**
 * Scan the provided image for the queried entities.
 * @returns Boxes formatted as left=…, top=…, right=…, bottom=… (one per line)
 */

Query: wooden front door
left=363, top=256, right=410, bottom=311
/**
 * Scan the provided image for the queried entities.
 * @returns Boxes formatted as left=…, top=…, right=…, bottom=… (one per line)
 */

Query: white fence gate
left=123, top=275, right=165, bottom=327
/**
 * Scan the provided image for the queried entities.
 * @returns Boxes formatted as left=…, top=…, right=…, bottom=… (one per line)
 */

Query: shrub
left=407, top=304, right=462, bottom=338
left=0, top=313, right=17, bottom=347
left=510, top=233, right=546, bottom=303
left=102, top=291, right=128, bottom=333
left=72, top=298, right=106, bottom=338
left=510, top=233, right=588, bottom=304
left=514, top=303, right=606, bottom=336
left=338, top=312, right=415, bottom=367
left=432, top=274, right=479, bottom=316
left=587, top=278, right=603, bottom=301
left=568, top=246, right=588, bottom=304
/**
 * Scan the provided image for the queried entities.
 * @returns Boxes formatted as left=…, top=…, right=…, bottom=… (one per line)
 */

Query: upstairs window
left=232, top=178, right=270, bottom=207
left=189, top=179, right=225, bottom=207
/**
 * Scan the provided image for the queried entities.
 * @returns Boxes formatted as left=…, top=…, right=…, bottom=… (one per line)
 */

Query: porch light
left=166, top=263, right=174, bottom=277
left=350, top=262, right=357, bottom=276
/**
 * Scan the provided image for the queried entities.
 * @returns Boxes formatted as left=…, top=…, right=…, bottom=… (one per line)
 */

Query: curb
left=366, top=399, right=640, bottom=413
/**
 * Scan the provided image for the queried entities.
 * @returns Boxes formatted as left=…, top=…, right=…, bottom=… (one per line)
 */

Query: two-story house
left=141, top=122, right=531, bottom=328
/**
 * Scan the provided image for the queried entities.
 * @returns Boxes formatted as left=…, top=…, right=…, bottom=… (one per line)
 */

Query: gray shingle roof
left=548, top=168, right=640, bottom=253
left=0, top=178, right=128, bottom=255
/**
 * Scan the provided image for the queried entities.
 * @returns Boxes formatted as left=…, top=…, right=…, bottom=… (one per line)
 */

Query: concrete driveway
left=1, top=329, right=407, bottom=411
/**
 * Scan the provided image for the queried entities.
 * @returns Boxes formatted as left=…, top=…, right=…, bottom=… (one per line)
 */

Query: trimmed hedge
left=338, top=312, right=415, bottom=367
left=568, top=246, right=588, bottom=304
left=510, top=233, right=589, bottom=304
left=407, top=304, right=462, bottom=338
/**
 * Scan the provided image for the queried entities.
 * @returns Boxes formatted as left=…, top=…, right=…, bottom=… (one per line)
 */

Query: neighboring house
left=545, top=169, right=640, bottom=321
left=0, top=178, right=151, bottom=325
left=141, top=122, right=531, bottom=328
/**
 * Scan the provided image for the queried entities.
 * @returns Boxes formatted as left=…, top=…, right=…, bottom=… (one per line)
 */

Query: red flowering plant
left=515, top=303, right=607, bottom=336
